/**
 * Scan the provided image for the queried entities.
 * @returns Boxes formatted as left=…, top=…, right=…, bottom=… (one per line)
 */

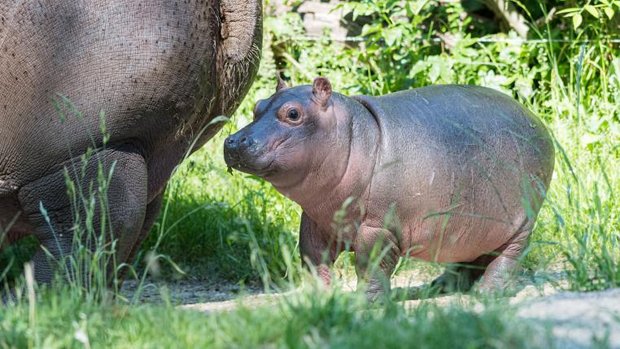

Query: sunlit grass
left=0, top=283, right=552, bottom=349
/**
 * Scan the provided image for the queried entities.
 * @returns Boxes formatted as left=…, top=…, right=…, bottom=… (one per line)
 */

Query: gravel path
left=518, top=289, right=620, bottom=348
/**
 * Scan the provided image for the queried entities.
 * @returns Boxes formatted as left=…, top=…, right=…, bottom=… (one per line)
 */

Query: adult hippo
left=224, top=77, right=555, bottom=299
left=0, top=0, right=262, bottom=285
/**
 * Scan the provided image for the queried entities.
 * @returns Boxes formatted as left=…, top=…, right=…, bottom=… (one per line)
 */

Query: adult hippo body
left=0, top=0, right=262, bottom=284
left=224, top=78, right=555, bottom=298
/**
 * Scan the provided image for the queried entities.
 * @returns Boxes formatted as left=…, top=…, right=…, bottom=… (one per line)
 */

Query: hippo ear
left=312, top=77, right=332, bottom=108
left=276, top=73, right=288, bottom=92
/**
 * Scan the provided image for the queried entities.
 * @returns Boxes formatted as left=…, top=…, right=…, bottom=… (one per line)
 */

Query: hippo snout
left=224, top=133, right=253, bottom=166
left=225, top=133, right=255, bottom=154
left=224, top=131, right=273, bottom=174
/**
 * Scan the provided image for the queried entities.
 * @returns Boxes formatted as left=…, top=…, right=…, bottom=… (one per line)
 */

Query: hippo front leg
left=354, top=225, right=400, bottom=301
left=299, top=212, right=340, bottom=285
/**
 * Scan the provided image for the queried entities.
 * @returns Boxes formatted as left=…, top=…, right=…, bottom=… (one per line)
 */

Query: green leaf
left=383, top=28, right=401, bottom=46
left=405, top=1, right=413, bottom=17
left=429, top=63, right=440, bottom=83
left=584, top=5, right=599, bottom=18
left=556, top=8, right=579, bottom=15
left=515, top=77, right=533, bottom=99
left=361, top=23, right=382, bottom=37
left=409, top=60, right=429, bottom=77
left=572, top=13, right=583, bottom=29
left=604, top=7, right=615, bottom=19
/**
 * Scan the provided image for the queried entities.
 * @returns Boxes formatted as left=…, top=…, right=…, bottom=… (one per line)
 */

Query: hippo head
left=224, top=77, right=340, bottom=189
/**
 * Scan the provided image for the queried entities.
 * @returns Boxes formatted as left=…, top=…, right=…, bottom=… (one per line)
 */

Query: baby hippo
left=224, top=77, right=554, bottom=298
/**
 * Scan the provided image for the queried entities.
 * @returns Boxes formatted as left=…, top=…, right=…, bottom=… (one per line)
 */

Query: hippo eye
left=287, top=108, right=300, bottom=121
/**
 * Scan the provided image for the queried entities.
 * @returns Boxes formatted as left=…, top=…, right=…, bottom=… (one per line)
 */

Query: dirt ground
left=121, top=270, right=620, bottom=349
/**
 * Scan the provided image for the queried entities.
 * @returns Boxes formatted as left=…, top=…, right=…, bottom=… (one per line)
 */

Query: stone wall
left=268, top=0, right=351, bottom=41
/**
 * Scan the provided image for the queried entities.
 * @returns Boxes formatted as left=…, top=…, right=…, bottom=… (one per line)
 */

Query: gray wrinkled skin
left=224, top=78, right=554, bottom=299
left=0, top=0, right=262, bottom=284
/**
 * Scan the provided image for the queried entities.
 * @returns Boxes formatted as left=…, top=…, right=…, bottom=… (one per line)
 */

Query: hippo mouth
left=224, top=133, right=291, bottom=177
left=224, top=151, right=275, bottom=177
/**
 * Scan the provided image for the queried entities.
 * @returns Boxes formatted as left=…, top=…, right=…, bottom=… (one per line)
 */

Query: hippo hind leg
left=432, top=224, right=531, bottom=294
left=431, top=254, right=495, bottom=293
left=18, top=144, right=148, bottom=286
left=477, top=226, right=531, bottom=292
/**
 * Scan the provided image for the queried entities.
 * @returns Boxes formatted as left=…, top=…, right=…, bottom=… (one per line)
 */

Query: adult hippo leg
left=118, top=191, right=165, bottom=281
left=299, top=212, right=339, bottom=285
left=17, top=144, right=147, bottom=285
left=354, top=225, right=401, bottom=301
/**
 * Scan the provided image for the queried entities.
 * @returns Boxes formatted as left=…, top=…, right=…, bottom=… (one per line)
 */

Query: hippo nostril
left=240, top=136, right=256, bottom=148
left=225, top=137, right=239, bottom=152
left=228, top=135, right=256, bottom=151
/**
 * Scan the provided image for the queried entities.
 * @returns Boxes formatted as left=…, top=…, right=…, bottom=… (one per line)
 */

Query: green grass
left=0, top=285, right=553, bottom=349
left=139, top=139, right=301, bottom=285
left=524, top=44, right=620, bottom=290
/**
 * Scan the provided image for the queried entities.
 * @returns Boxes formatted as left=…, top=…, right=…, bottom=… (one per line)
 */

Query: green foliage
left=557, top=0, right=620, bottom=31
left=140, top=147, right=301, bottom=286
left=138, top=53, right=302, bottom=287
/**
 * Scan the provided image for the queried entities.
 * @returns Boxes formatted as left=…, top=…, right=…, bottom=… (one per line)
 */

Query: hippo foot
left=431, top=265, right=484, bottom=294
left=362, top=281, right=391, bottom=303
left=473, top=279, right=519, bottom=297
left=1, top=287, right=18, bottom=305
left=473, top=256, right=521, bottom=296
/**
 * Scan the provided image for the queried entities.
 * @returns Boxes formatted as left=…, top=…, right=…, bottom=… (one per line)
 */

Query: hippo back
left=353, top=85, right=554, bottom=261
